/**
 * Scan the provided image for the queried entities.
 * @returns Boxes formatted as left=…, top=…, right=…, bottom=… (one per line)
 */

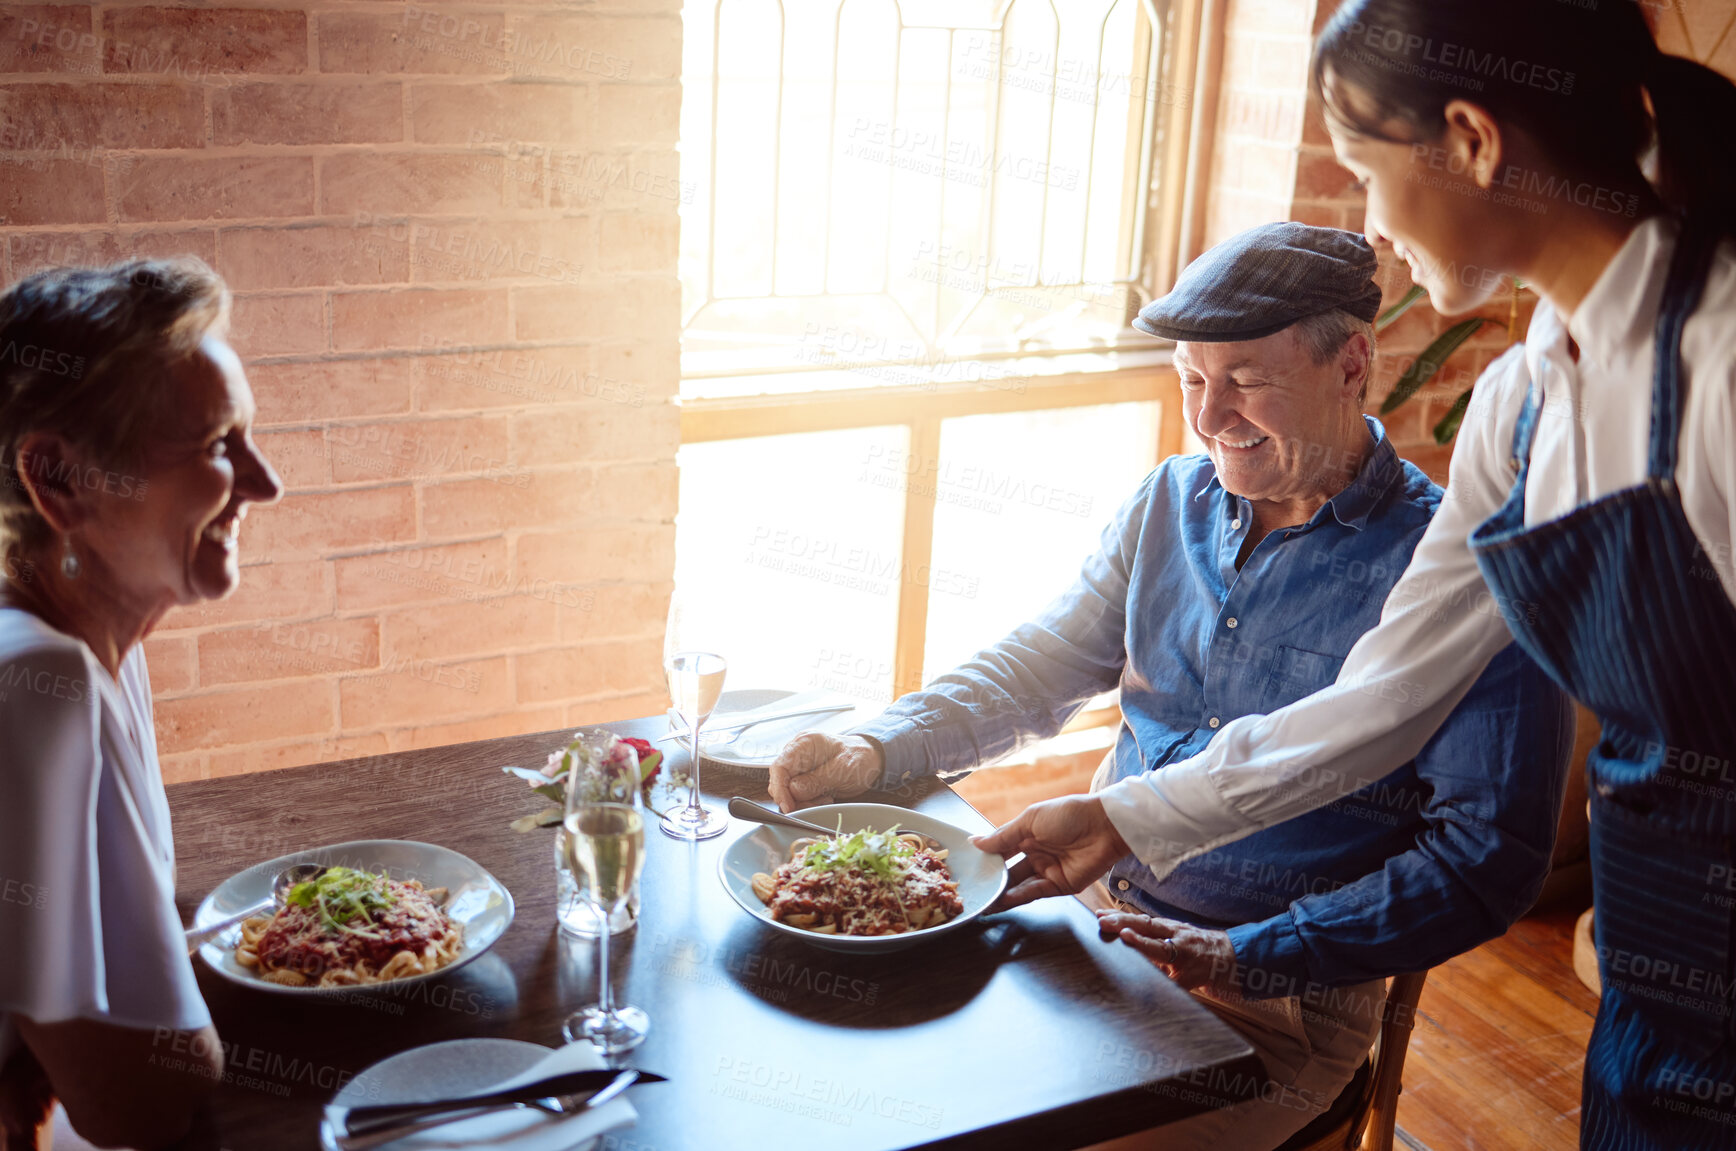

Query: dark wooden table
left=168, top=717, right=1261, bottom=1150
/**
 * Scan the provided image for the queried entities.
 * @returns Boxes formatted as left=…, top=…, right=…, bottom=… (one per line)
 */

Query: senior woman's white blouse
left=0, top=608, right=209, bottom=1066
left=1099, top=214, right=1736, bottom=876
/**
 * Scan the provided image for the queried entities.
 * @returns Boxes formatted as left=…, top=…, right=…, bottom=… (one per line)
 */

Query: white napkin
left=325, top=1038, right=638, bottom=1151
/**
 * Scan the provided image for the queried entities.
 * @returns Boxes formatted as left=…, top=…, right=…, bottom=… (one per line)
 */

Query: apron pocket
left=1590, top=793, right=1736, bottom=1059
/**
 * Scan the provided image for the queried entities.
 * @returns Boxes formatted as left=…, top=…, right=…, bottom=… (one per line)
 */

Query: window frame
left=677, top=0, right=1214, bottom=707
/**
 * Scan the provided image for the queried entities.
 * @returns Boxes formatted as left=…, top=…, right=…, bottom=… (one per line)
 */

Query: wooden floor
left=1395, top=907, right=1598, bottom=1151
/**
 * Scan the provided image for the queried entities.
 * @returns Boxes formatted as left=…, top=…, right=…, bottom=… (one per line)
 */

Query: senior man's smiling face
left=1176, top=326, right=1371, bottom=521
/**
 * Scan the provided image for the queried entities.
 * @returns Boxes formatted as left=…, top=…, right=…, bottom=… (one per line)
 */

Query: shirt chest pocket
left=1263, top=644, right=1347, bottom=712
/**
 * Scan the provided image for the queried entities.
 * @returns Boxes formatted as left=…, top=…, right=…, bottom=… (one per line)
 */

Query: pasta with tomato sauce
left=751, top=827, right=964, bottom=936
left=234, top=866, right=463, bottom=988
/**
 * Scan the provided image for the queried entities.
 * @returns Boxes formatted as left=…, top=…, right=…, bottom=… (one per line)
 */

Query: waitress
left=974, top=2, right=1736, bottom=1147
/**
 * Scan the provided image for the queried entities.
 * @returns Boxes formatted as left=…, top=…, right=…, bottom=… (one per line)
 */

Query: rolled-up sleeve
left=1224, top=641, right=1574, bottom=995
left=855, top=471, right=1153, bottom=789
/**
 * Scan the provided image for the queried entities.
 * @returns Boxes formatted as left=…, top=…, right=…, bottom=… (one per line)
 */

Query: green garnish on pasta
left=798, top=823, right=915, bottom=879
left=286, top=866, right=398, bottom=935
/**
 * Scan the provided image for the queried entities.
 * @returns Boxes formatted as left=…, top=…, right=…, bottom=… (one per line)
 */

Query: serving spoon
left=184, top=863, right=326, bottom=954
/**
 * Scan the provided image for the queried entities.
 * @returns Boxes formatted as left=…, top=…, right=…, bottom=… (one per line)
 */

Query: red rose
left=622, top=737, right=662, bottom=789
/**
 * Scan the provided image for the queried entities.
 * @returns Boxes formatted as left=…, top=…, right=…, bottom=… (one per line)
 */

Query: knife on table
left=328, top=1067, right=665, bottom=1149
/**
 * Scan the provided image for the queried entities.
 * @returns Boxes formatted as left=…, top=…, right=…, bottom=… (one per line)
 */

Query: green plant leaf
left=1380, top=318, right=1486, bottom=414
left=1375, top=284, right=1427, bottom=332
left=1432, top=385, right=1475, bottom=444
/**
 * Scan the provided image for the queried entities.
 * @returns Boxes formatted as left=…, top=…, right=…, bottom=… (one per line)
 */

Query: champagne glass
left=561, top=731, right=649, bottom=1054
left=660, top=593, right=730, bottom=839
left=661, top=650, right=731, bottom=839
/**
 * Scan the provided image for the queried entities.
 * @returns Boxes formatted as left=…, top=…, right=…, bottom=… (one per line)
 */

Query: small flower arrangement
left=503, top=731, right=664, bottom=832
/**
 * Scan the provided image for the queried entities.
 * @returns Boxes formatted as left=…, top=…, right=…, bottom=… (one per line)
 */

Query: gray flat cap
left=1134, top=222, right=1381, bottom=342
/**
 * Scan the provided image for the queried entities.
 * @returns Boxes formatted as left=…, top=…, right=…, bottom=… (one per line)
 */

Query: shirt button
left=1231, top=518, right=1242, bottom=529
left=1226, top=617, right=1238, bottom=629
left=1208, top=716, right=1220, bottom=729
left=1116, top=879, right=1130, bottom=892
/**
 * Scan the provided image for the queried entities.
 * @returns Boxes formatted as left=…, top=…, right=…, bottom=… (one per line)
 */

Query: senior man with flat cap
left=771, top=223, right=1573, bottom=1149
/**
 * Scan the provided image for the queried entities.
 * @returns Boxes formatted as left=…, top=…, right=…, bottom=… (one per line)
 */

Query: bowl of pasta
left=717, top=802, right=1009, bottom=953
left=192, top=839, right=515, bottom=995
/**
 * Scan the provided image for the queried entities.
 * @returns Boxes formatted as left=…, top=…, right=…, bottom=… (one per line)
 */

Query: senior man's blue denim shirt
left=854, top=417, right=1573, bottom=998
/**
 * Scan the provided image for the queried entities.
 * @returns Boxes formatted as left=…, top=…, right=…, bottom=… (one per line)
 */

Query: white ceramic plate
left=680, top=689, right=866, bottom=769
left=318, top=1038, right=633, bottom=1151
left=717, top=802, right=1009, bottom=953
left=193, top=839, right=515, bottom=996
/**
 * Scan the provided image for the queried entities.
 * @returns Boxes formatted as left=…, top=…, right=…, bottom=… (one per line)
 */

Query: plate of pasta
left=193, top=840, right=514, bottom=995
left=717, top=803, right=1009, bottom=953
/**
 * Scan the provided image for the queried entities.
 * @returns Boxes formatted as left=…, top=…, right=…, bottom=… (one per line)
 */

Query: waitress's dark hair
left=1311, top=1, right=1736, bottom=236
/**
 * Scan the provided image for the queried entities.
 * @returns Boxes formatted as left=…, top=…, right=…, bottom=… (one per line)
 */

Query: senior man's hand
left=973, top=794, right=1131, bottom=909
left=1095, top=910, right=1240, bottom=997
left=768, top=732, right=883, bottom=812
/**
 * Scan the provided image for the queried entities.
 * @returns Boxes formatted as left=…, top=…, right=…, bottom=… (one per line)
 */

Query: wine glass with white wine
left=661, top=596, right=730, bottom=840
left=561, top=731, right=649, bottom=1054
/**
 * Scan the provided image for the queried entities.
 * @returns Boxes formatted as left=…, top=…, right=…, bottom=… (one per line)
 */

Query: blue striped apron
left=1468, top=222, right=1736, bottom=1150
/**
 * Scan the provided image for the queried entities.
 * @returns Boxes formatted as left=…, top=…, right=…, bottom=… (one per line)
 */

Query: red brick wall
left=0, top=3, right=682, bottom=779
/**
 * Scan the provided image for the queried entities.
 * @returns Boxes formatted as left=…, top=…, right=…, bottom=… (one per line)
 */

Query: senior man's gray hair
left=1289, top=307, right=1377, bottom=403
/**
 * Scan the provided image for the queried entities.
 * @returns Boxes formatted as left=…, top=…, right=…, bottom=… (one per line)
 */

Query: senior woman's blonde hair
left=0, top=257, right=230, bottom=567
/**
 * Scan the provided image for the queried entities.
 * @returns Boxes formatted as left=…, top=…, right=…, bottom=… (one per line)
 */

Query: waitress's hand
left=769, top=732, right=882, bottom=812
left=974, top=795, right=1130, bottom=909
left=1096, top=910, right=1240, bottom=997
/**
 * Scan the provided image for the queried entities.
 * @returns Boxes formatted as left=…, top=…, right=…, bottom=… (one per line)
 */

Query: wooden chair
left=1274, top=971, right=1430, bottom=1151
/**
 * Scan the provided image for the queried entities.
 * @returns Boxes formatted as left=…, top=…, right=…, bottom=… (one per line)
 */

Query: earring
left=61, top=538, right=80, bottom=579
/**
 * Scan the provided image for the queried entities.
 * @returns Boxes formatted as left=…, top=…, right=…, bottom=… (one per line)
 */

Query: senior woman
left=0, top=258, right=282, bottom=1150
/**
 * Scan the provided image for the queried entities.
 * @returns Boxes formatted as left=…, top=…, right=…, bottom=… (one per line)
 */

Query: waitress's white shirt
left=0, top=608, right=209, bottom=1070
left=1101, top=214, right=1736, bottom=876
